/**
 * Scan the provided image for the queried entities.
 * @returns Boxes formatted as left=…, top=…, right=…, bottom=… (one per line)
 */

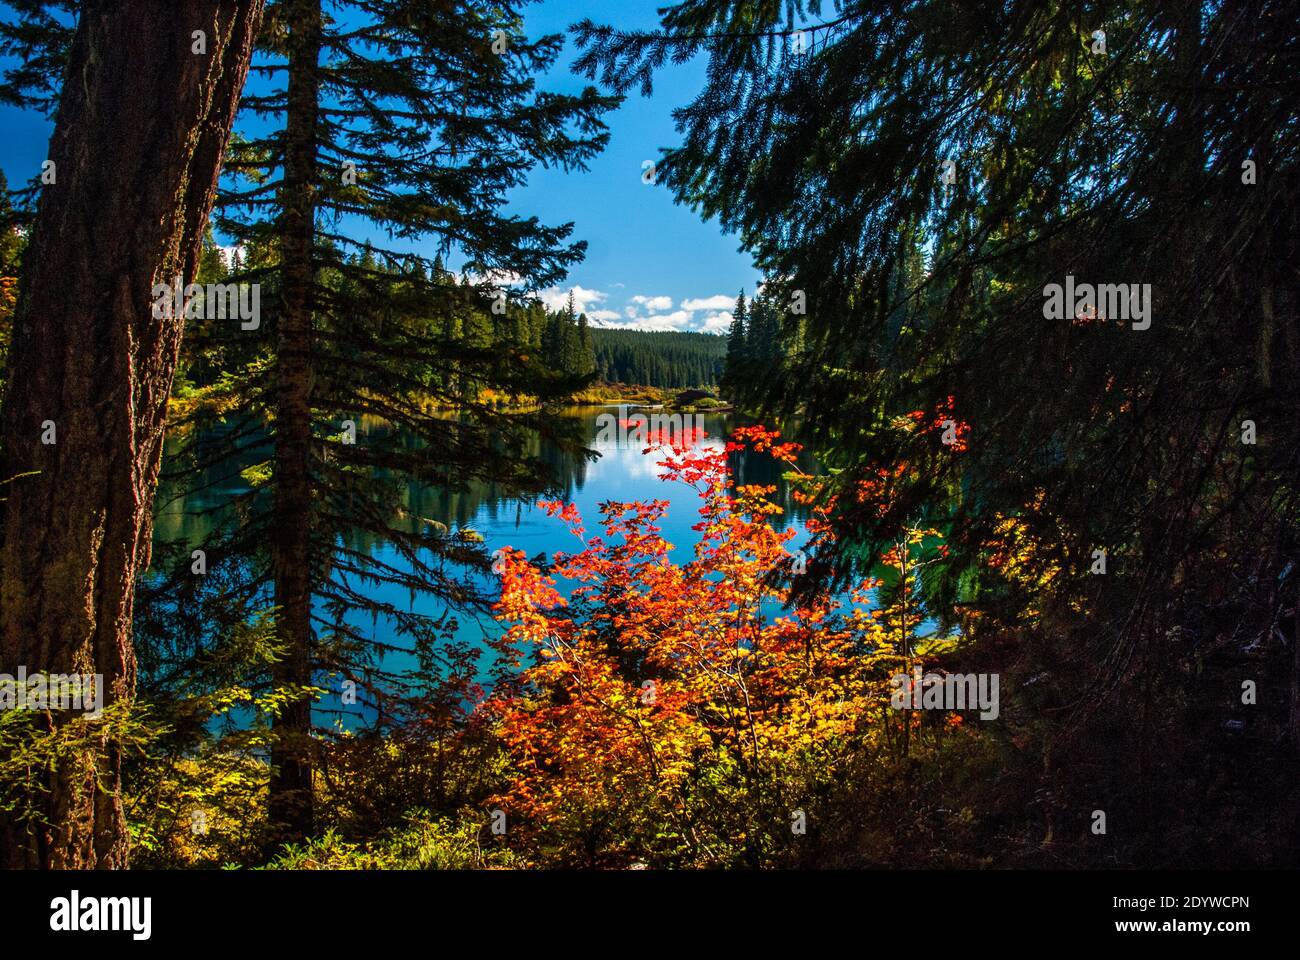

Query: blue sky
left=510, top=0, right=761, bottom=333
left=0, top=0, right=760, bottom=333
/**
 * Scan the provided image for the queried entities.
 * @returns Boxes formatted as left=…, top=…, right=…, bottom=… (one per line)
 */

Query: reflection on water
left=155, top=406, right=816, bottom=559
left=150, top=406, right=819, bottom=725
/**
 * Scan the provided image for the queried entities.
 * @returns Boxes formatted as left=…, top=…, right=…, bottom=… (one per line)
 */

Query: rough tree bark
left=266, top=0, right=321, bottom=846
left=0, top=0, right=264, bottom=869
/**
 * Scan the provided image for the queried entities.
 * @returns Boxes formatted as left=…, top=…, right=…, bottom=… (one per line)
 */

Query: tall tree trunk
left=0, top=1, right=264, bottom=868
left=266, top=0, right=321, bottom=846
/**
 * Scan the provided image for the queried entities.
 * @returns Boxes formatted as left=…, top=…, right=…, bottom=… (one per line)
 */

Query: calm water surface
left=152, top=407, right=820, bottom=725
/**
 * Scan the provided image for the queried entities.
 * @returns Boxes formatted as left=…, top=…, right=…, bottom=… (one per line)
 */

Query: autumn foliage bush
left=483, top=425, right=990, bottom=867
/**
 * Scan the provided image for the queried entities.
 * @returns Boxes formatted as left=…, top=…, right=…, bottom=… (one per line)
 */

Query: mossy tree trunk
left=0, top=0, right=264, bottom=869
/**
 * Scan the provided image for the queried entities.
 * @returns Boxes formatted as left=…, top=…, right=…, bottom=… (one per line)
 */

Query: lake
left=151, top=405, right=820, bottom=726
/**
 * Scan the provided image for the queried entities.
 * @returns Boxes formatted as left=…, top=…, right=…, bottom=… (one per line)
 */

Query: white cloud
left=627, top=310, right=696, bottom=331
left=540, top=288, right=750, bottom=334
left=537, top=285, right=608, bottom=314
left=700, top=311, right=733, bottom=334
left=629, top=294, right=674, bottom=312
left=596, top=310, right=697, bottom=332
left=680, top=294, right=735, bottom=312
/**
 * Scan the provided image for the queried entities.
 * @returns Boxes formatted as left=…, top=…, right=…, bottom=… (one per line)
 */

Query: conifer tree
left=723, top=289, right=747, bottom=394
left=574, top=0, right=1300, bottom=843
left=180, top=0, right=617, bottom=842
left=576, top=311, right=596, bottom=376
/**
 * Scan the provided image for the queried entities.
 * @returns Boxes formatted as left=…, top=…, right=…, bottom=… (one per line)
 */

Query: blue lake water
left=151, top=406, right=819, bottom=726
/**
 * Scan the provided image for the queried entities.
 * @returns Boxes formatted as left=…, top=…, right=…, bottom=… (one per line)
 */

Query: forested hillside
left=591, top=327, right=725, bottom=388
